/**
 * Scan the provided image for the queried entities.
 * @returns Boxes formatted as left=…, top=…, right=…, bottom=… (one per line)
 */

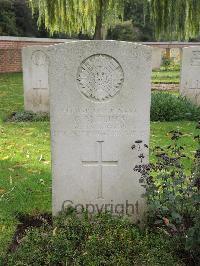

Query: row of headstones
left=23, top=46, right=165, bottom=113
left=23, top=45, right=200, bottom=114
left=143, top=46, right=200, bottom=105
left=21, top=41, right=198, bottom=221
left=153, top=48, right=182, bottom=68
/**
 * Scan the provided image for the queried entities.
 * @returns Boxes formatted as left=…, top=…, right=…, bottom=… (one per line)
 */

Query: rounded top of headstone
left=77, top=54, right=124, bottom=102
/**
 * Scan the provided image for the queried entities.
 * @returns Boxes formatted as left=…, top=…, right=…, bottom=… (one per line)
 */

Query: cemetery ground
left=152, top=64, right=180, bottom=84
left=0, top=72, right=199, bottom=264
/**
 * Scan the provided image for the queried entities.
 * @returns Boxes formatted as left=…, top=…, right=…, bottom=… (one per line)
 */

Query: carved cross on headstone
left=33, top=79, right=48, bottom=90
left=82, top=141, right=118, bottom=199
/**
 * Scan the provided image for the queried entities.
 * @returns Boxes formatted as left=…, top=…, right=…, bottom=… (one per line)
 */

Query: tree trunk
left=94, top=0, right=103, bottom=40
left=166, top=48, right=171, bottom=60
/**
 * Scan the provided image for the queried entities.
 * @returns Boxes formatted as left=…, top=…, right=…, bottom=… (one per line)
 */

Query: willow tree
left=28, top=0, right=125, bottom=39
left=149, top=0, right=200, bottom=40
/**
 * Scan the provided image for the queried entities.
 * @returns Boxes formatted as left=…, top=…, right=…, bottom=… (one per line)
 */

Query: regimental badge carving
left=32, top=50, right=48, bottom=66
left=77, top=54, right=124, bottom=101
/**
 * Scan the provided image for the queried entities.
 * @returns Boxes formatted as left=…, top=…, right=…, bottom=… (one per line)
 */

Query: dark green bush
left=134, top=128, right=200, bottom=265
left=6, top=212, right=182, bottom=266
left=5, top=111, right=49, bottom=122
left=151, top=92, right=200, bottom=121
left=185, top=210, right=200, bottom=263
left=161, top=57, right=172, bottom=68
left=161, top=58, right=180, bottom=71
left=107, top=21, right=141, bottom=42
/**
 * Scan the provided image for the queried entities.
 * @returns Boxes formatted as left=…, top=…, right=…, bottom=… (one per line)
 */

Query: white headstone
left=180, top=47, right=200, bottom=105
left=48, top=41, right=152, bottom=222
left=152, top=47, right=162, bottom=69
left=171, top=48, right=181, bottom=63
left=22, top=46, right=49, bottom=113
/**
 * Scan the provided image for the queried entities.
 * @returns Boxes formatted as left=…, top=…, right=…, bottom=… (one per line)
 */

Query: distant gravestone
left=22, top=46, right=49, bottom=113
left=152, top=47, right=162, bottom=69
left=180, top=47, right=200, bottom=105
left=171, top=48, right=181, bottom=63
left=47, top=41, right=152, bottom=222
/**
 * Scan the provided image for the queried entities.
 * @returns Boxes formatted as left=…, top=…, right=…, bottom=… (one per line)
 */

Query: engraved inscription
left=82, top=141, right=118, bottom=199
left=77, top=54, right=124, bottom=102
left=189, top=80, right=200, bottom=90
left=51, top=105, right=136, bottom=136
left=32, top=50, right=48, bottom=66
left=74, top=115, right=126, bottom=130
left=191, top=51, right=200, bottom=66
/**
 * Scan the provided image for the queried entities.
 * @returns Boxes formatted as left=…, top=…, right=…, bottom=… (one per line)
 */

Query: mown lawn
left=152, top=69, right=180, bottom=84
left=0, top=73, right=197, bottom=260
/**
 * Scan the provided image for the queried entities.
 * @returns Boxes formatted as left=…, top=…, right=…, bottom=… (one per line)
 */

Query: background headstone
left=152, top=47, right=162, bottom=69
left=180, top=47, right=200, bottom=105
left=22, top=46, right=49, bottom=113
left=48, top=41, right=152, bottom=222
left=170, top=48, right=181, bottom=64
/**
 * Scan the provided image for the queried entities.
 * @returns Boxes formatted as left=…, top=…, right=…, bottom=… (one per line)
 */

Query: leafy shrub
left=151, top=92, right=200, bottom=121
left=6, top=212, right=181, bottom=265
left=162, top=57, right=172, bottom=68
left=161, top=58, right=180, bottom=71
left=186, top=210, right=200, bottom=262
left=134, top=128, right=200, bottom=265
left=161, top=63, right=180, bottom=72
left=5, top=111, right=49, bottom=122
left=107, top=20, right=141, bottom=42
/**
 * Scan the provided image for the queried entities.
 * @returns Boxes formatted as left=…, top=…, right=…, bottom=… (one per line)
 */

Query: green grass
left=152, top=69, right=180, bottom=84
left=151, top=121, right=198, bottom=170
left=0, top=73, right=197, bottom=260
left=0, top=73, right=51, bottom=258
left=0, top=73, right=24, bottom=120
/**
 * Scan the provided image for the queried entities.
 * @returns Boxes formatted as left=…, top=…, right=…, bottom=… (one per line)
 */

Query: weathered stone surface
left=22, top=46, right=49, bottom=113
left=180, top=47, right=200, bottom=105
left=48, top=41, right=152, bottom=222
left=152, top=48, right=162, bottom=69
left=171, top=48, right=182, bottom=63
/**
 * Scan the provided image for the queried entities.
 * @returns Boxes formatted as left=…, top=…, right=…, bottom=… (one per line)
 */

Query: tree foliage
left=28, top=0, right=125, bottom=39
left=0, top=0, right=18, bottom=35
left=26, top=0, right=200, bottom=41
left=107, top=20, right=141, bottom=42
left=0, top=0, right=48, bottom=37
left=14, top=0, right=47, bottom=37
left=124, top=0, right=154, bottom=41
left=149, top=0, right=200, bottom=40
